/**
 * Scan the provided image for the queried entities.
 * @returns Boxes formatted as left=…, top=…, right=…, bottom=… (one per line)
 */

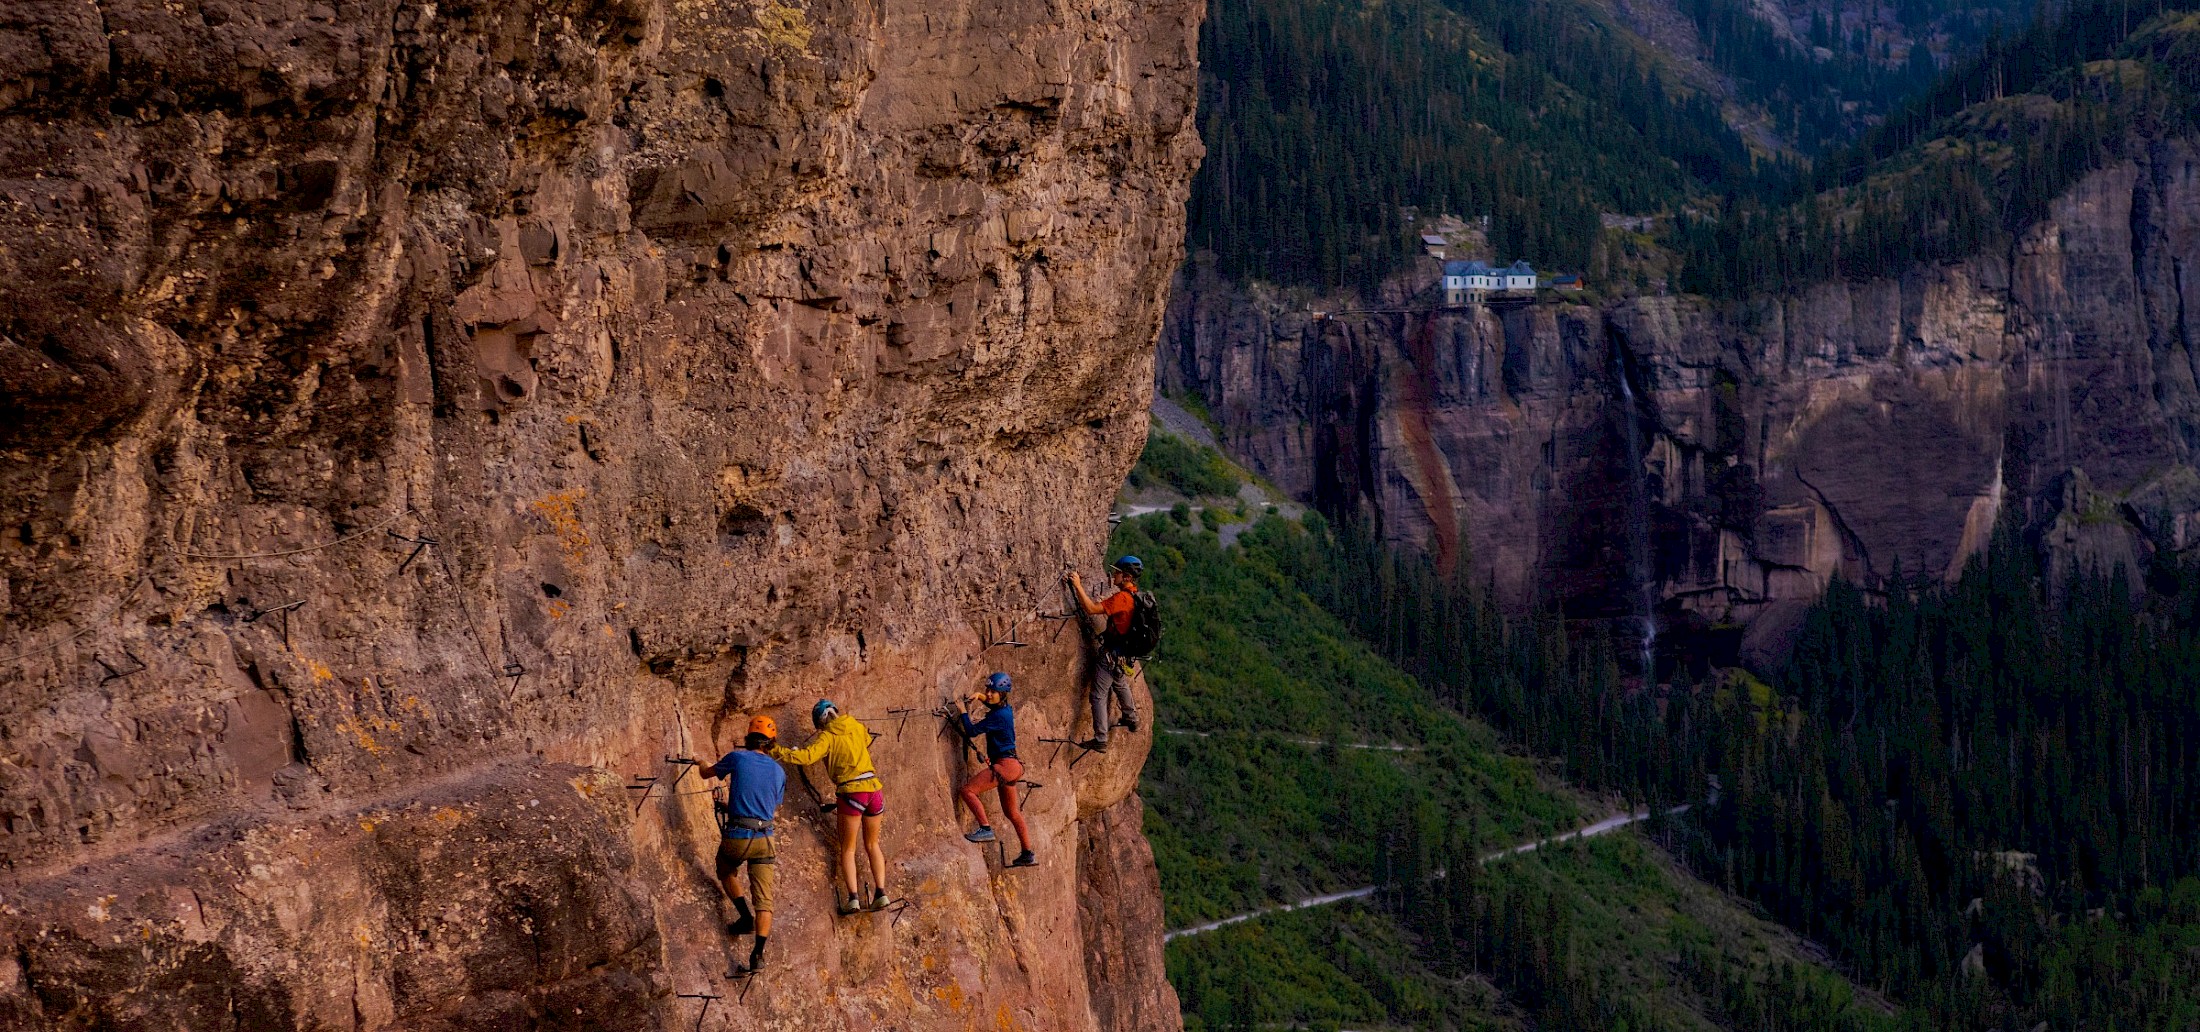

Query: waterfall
left=1615, top=355, right=1658, bottom=680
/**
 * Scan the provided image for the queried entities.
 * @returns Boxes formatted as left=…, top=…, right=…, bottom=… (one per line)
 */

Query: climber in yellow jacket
left=772, top=700, right=895, bottom=914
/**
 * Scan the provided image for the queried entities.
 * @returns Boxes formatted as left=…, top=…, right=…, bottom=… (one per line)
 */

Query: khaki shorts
left=715, top=835, right=776, bottom=913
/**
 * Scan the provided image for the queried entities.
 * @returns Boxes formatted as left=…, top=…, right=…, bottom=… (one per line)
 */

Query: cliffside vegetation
left=1268, top=505, right=2200, bottom=1029
left=1125, top=431, right=1246, bottom=500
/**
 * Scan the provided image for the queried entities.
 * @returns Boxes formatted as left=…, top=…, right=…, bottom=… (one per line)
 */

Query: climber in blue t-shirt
left=700, top=714, right=787, bottom=976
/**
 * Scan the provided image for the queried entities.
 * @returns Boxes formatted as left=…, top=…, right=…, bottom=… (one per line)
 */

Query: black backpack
left=1108, top=590, right=1162, bottom=659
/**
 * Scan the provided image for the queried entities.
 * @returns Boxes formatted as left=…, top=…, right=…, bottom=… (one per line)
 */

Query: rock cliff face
left=0, top=0, right=1200, bottom=1028
left=1164, top=139, right=2200, bottom=662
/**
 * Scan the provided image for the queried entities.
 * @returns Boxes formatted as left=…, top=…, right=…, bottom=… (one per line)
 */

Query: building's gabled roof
left=1504, top=260, right=1536, bottom=275
left=1442, top=260, right=1473, bottom=276
left=1421, top=234, right=1450, bottom=246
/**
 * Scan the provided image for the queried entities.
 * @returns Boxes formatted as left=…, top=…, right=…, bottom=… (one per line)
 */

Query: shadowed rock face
left=1163, top=139, right=2200, bottom=662
left=0, top=0, right=1201, bottom=1028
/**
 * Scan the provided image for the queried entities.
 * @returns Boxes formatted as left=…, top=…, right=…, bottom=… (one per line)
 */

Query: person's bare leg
left=862, top=814, right=887, bottom=890
left=836, top=811, right=862, bottom=898
left=755, top=905, right=773, bottom=938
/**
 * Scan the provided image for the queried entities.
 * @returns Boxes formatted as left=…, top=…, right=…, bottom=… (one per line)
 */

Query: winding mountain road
left=1163, top=804, right=1692, bottom=942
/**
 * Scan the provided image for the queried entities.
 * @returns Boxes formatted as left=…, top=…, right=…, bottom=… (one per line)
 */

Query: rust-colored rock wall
left=0, top=0, right=1200, bottom=1028
left=1163, top=140, right=2200, bottom=658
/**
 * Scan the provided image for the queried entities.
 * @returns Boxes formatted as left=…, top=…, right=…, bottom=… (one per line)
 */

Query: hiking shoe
left=728, top=958, right=764, bottom=979
left=965, top=827, right=997, bottom=843
left=725, top=916, right=755, bottom=936
left=1076, top=738, right=1108, bottom=752
left=1009, top=850, right=1037, bottom=867
left=868, top=891, right=896, bottom=912
left=837, top=895, right=863, bottom=916
left=1119, top=713, right=1141, bottom=733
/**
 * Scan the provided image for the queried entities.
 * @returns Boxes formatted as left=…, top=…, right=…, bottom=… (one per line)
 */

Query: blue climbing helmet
left=1113, top=555, right=1144, bottom=576
left=811, top=699, right=839, bottom=728
left=987, top=672, right=1013, bottom=694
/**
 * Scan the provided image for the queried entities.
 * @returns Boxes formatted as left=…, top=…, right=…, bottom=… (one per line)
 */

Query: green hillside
left=1121, top=431, right=1907, bottom=1030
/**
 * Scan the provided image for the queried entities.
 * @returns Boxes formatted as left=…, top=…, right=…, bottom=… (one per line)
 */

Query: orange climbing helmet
left=748, top=714, right=778, bottom=740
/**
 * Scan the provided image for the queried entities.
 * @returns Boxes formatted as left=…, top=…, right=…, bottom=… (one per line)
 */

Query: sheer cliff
left=1162, top=137, right=2200, bottom=661
left=0, top=0, right=1201, bottom=1028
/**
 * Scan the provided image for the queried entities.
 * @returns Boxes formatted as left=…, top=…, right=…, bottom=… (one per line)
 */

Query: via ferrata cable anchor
left=94, top=650, right=146, bottom=686
left=661, top=756, right=698, bottom=796
left=881, top=895, right=918, bottom=929
left=243, top=598, right=305, bottom=648
left=677, top=992, right=721, bottom=1030
left=386, top=529, right=438, bottom=576
left=981, top=615, right=1030, bottom=651
left=1037, top=736, right=1100, bottom=770
left=627, top=756, right=695, bottom=815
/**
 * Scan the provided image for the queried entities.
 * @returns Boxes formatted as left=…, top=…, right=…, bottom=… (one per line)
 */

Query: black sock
left=733, top=896, right=754, bottom=921
left=749, top=935, right=768, bottom=966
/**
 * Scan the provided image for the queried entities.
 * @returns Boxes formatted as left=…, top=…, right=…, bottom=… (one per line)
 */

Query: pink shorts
left=835, top=791, right=885, bottom=817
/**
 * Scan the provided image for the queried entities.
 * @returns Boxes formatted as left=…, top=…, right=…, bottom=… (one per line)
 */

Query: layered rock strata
left=0, top=0, right=1202, bottom=1027
left=1163, top=139, right=2200, bottom=658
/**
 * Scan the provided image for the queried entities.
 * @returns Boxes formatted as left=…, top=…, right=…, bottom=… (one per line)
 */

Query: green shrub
left=1130, top=431, right=1242, bottom=499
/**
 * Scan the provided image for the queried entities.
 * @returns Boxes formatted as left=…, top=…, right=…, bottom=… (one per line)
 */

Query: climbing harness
left=723, top=814, right=774, bottom=835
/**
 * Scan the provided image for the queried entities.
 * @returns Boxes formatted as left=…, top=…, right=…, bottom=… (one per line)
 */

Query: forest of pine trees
left=1186, top=0, right=1751, bottom=291
left=1271, top=513, right=2200, bottom=1029
left=1188, top=0, right=2196, bottom=302
left=1675, top=0, right=2199, bottom=297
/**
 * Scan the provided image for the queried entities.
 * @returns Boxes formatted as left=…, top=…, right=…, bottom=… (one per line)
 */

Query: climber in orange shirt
left=1065, top=555, right=1160, bottom=752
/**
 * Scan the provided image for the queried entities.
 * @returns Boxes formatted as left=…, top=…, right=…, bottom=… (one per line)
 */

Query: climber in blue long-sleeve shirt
left=952, top=673, right=1034, bottom=867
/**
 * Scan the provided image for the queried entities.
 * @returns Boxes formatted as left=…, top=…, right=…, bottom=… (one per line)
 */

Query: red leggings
left=958, top=756, right=1030, bottom=848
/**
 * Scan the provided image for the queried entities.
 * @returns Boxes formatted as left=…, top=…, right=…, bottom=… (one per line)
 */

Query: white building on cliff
left=1443, top=259, right=1538, bottom=304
